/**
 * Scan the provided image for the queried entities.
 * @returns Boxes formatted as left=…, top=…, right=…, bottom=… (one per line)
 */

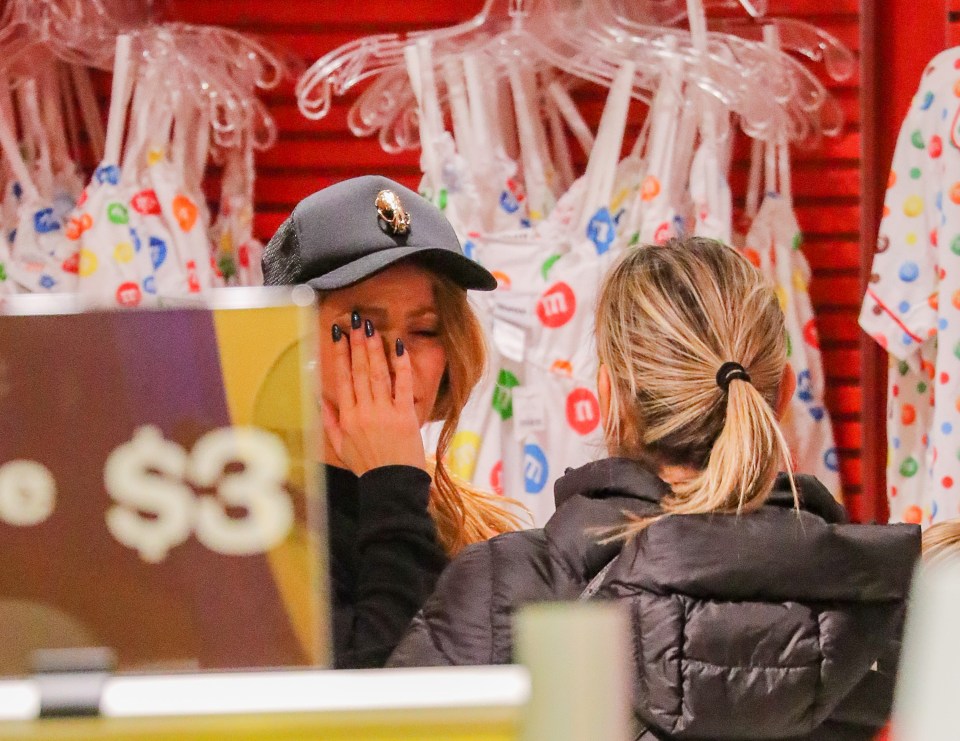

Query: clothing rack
left=156, top=0, right=870, bottom=520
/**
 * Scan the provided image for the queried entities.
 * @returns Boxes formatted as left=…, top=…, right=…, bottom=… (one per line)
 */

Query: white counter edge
left=0, top=665, right=530, bottom=721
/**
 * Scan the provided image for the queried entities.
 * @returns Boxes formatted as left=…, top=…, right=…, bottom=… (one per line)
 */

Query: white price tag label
left=493, top=318, right=527, bottom=363
left=492, top=292, right=537, bottom=329
left=511, top=386, right=547, bottom=438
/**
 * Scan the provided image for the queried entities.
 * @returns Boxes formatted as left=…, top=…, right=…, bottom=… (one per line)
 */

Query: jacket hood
left=553, top=456, right=672, bottom=511
left=553, top=457, right=850, bottom=522
left=551, top=459, right=921, bottom=738
left=545, top=457, right=851, bottom=595
left=545, top=458, right=670, bottom=593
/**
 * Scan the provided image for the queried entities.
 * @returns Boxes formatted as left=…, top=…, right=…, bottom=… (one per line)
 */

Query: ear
left=775, top=363, right=796, bottom=420
left=598, top=363, right=612, bottom=429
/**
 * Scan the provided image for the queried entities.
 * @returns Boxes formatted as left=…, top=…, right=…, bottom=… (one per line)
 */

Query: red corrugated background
left=163, top=0, right=866, bottom=517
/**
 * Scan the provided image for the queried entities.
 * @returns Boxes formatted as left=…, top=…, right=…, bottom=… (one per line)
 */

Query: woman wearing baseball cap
left=263, top=175, right=524, bottom=669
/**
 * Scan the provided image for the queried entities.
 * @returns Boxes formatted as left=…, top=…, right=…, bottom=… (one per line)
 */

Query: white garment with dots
left=859, top=46, right=960, bottom=527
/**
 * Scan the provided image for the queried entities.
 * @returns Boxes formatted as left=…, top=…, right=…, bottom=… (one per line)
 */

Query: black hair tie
left=716, top=362, right=751, bottom=391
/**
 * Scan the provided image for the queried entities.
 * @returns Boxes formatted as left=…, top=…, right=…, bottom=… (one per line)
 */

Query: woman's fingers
left=348, top=312, right=373, bottom=405
left=330, top=322, right=356, bottom=412
left=363, top=319, right=393, bottom=403
left=323, top=329, right=426, bottom=475
left=392, top=337, right=415, bottom=411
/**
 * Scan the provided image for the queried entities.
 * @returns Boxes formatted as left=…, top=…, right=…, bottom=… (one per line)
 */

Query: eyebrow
left=348, top=305, right=438, bottom=319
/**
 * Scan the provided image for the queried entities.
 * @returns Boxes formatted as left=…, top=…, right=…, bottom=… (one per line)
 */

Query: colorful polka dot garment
left=859, top=47, right=960, bottom=527
left=70, top=161, right=160, bottom=308
left=419, top=64, right=637, bottom=526
left=69, top=58, right=218, bottom=307
left=408, top=43, right=536, bottom=239
left=4, top=182, right=77, bottom=295
left=885, top=351, right=936, bottom=526
left=743, top=192, right=842, bottom=499
left=211, top=140, right=264, bottom=287
left=0, top=223, right=13, bottom=296
left=622, top=59, right=689, bottom=248
left=0, top=85, right=79, bottom=296
left=690, top=114, right=733, bottom=245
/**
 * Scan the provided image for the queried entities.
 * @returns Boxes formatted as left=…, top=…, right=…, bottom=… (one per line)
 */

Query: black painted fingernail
left=364, top=318, right=374, bottom=337
left=351, top=311, right=361, bottom=330
left=396, top=338, right=405, bottom=357
left=332, top=324, right=342, bottom=342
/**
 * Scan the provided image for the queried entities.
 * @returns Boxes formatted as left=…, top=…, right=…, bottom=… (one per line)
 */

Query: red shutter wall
left=164, top=0, right=867, bottom=517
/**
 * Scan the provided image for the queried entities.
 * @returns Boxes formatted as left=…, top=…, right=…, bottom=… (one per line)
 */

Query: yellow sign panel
left=0, top=710, right=519, bottom=741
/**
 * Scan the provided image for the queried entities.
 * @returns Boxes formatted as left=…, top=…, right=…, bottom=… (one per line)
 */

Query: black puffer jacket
left=389, top=458, right=920, bottom=740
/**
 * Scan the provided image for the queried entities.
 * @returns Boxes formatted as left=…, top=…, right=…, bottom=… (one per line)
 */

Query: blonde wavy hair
left=319, top=266, right=526, bottom=556
left=922, top=519, right=960, bottom=567
left=595, top=237, right=797, bottom=534
left=425, top=273, right=528, bottom=554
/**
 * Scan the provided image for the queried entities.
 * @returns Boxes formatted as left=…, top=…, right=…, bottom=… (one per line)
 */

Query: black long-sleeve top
left=325, top=464, right=448, bottom=669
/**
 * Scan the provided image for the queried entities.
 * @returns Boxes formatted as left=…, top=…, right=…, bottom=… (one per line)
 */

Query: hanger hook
left=509, top=0, right=528, bottom=28
left=737, top=0, right=765, bottom=18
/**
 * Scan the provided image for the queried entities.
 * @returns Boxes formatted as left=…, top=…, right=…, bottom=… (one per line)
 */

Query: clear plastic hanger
left=346, top=67, right=414, bottom=139
left=546, top=0, right=830, bottom=138
left=0, top=0, right=135, bottom=69
left=643, top=0, right=856, bottom=84
left=711, top=17, right=856, bottom=83
left=126, top=24, right=285, bottom=152
left=296, top=0, right=534, bottom=121
left=516, top=21, right=708, bottom=151
left=331, top=0, right=735, bottom=154
left=612, top=0, right=767, bottom=27
left=339, top=0, right=711, bottom=161
left=597, top=0, right=849, bottom=140
left=1, top=3, right=287, bottom=155
left=297, top=34, right=413, bottom=121
left=297, top=0, right=849, bottom=164
left=336, top=1, right=556, bottom=154
left=355, top=0, right=690, bottom=157
left=526, top=0, right=788, bottom=122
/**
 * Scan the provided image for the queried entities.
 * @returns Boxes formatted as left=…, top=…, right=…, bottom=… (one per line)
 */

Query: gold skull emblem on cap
left=375, top=189, right=411, bottom=235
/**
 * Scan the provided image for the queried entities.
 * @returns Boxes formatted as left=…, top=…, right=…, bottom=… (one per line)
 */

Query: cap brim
left=304, top=246, right=498, bottom=291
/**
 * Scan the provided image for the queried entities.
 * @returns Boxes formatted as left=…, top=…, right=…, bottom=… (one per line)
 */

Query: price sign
left=0, top=425, right=299, bottom=559
left=104, top=425, right=295, bottom=562
left=0, top=294, right=328, bottom=674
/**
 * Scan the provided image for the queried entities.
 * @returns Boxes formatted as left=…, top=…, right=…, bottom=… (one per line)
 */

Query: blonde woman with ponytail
left=391, top=237, right=920, bottom=741
left=263, top=176, right=524, bottom=669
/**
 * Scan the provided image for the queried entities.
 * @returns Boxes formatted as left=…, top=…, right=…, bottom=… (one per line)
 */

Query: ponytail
left=666, top=378, right=797, bottom=517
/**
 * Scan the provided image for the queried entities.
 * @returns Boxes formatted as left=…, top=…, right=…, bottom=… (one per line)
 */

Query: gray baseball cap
left=261, top=174, right=497, bottom=291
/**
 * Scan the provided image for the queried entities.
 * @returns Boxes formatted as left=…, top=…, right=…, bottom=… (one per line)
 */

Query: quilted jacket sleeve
left=387, top=539, right=499, bottom=667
